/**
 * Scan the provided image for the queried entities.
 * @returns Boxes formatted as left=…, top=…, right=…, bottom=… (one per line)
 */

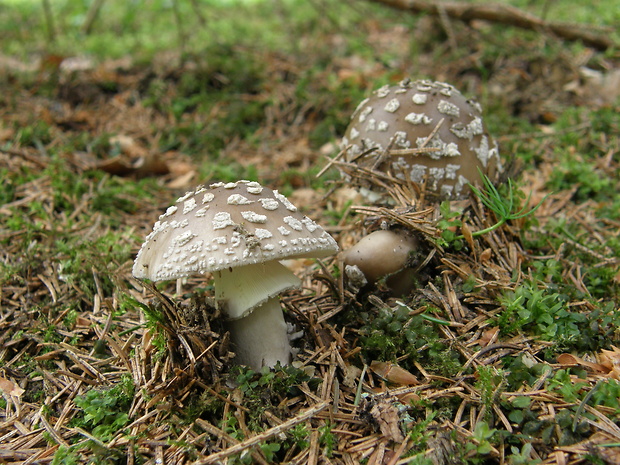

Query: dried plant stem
left=368, top=0, right=616, bottom=50
left=195, top=402, right=329, bottom=464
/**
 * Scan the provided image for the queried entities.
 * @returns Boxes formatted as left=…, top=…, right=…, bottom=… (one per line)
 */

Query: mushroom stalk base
left=226, top=296, right=291, bottom=370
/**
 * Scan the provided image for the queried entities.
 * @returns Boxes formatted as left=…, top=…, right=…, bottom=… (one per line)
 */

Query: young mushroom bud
left=133, top=180, right=339, bottom=370
left=341, top=79, right=502, bottom=199
left=343, top=230, right=418, bottom=295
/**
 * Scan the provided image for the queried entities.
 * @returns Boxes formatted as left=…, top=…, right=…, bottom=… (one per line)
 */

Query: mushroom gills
left=213, top=261, right=301, bottom=319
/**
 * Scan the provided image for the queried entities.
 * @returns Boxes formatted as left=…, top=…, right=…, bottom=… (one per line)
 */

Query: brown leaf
left=480, top=248, right=493, bottom=263
left=0, top=377, right=25, bottom=398
left=370, top=361, right=419, bottom=385
left=478, top=327, right=500, bottom=347
left=557, top=353, right=608, bottom=373
left=110, top=134, right=148, bottom=158
left=599, top=346, right=620, bottom=380
left=342, top=364, right=363, bottom=388
left=461, top=221, right=475, bottom=251
left=166, top=169, right=196, bottom=189
left=369, top=400, right=405, bottom=442
left=396, top=391, right=421, bottom=404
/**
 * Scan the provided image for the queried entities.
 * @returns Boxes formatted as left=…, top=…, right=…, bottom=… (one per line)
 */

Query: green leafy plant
left=465, top=421, right=497, bottom=460
left=288, top=423, right=310, bottom=450
left=403, top=411, right=437, bottom=454
left=507, top=443, right=540, bottom=465
left=475, top=366, right=506, bottom=422
left=259, top=442, right=281, bottom=462
left=229, top=364, right=319, bottom=432
left=358, top=303, right=461, bottom=377
left=547, top=369, right=589, bottom=404
left=498, top=280, right=586, bottom=345
left=72, top=376, right=134, bottom=443
left=437, top=200, right=464, bottom=248
left=318, top=422, right=337, bottom=458
left=223, top=414, right=246, bottom=442
left=51, top=446, right=81, bottom=465
left=590, top=379, right=620, bottom=412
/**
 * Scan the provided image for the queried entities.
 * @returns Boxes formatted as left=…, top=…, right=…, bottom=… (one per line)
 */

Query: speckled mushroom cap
left=341, top=79, right=501, bottom=199
left=132, top=180, right=339, bottom=282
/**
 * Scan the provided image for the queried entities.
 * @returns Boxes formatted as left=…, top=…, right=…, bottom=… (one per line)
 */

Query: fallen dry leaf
left=599, top=346, right=620, bottom=380
left=369, top=399, right=405, bottom=443
left=480, top=248, right=493, bottom=263
left=110, top=134, right=148, bottom=158
left=0, top=376, right=25, bottom=398
left=461, top=221, right=475, bottom=251
left=556, top=353, right=608, bottom=374
left=370, top=361, right=419, bottom=386
left=478, top=327, right=500, bottom=347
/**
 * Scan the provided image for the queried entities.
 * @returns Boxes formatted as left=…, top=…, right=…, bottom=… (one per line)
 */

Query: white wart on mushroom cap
left=132, top=180, right=338, bottom=317
left=341, top=79, right=502, bottom=199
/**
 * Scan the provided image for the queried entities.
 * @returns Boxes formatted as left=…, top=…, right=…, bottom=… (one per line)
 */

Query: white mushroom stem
left=226, top=296, right=291, bottom=370
left=214, top=261, right=301, bottom=370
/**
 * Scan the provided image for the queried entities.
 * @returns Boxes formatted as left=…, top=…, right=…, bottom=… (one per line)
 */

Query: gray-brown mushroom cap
left=341, top=79, right=502, bottom=199
left=132, top=180, right=339, bottom=283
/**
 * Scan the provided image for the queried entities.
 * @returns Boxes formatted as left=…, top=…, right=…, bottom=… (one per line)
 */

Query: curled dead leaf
left=480, top=248, right=492, bottom=263
left=557, top=353, right=608, bottom=373
left=599, top=346, right=620, bottom=380
left=370, top=361, right=419, bottom=385
left=110, top=134, right=148, bottom=158
left=95, top=148, right=195, bottom=183
left=396, top=391, right=421, bottom=404
left=0, top=376, right=25, bottom=398
left=461, top=221, right=475, bottom=250
left=341, top=364, right=363, bottom=388
left=478, top=327, right=500, bottom=347
left=369, top=400, right=405, bottom=442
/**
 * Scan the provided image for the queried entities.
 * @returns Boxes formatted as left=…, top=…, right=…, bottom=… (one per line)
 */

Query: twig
left=195, top=418, right=268, bottom=464
left=171, top=0, right=188, bottom=53
left=189, top=0, right=207, bottom=26
left=41, top=0, right=56, bottom=43
left=194, top=402, right=329, bottom=464
left=81, top=0, right=106, bottom=35
left=420, top=117, right=444, bottom=149
left=368, top=0, right=616, bottom=50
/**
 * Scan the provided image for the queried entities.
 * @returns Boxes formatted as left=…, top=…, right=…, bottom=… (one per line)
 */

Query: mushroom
left=341, top=79, right=502, bottom=199
left=132, top=180, right=339, bottom=370
left=343, top=230, right=418, bottom=295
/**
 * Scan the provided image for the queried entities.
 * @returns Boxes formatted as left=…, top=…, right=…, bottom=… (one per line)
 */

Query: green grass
left=0, top=0, right=393, bottom=60
left=470, top=0, right=620, bottom=30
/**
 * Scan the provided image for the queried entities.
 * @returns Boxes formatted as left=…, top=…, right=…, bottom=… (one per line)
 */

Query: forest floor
left=1, top=1, right=619, bottom=464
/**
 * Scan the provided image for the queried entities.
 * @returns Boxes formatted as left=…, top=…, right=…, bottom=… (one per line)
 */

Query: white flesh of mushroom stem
left=213, top=261, right=301, bottom=369
left=226, top=296, right=291, bottom=370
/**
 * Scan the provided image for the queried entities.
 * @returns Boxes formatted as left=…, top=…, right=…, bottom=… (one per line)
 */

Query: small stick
left=316, top=148, right=346, bottom=178
left=195, top=402, right=329, bottom=464
left=419, top=118, right=444, bottom=148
